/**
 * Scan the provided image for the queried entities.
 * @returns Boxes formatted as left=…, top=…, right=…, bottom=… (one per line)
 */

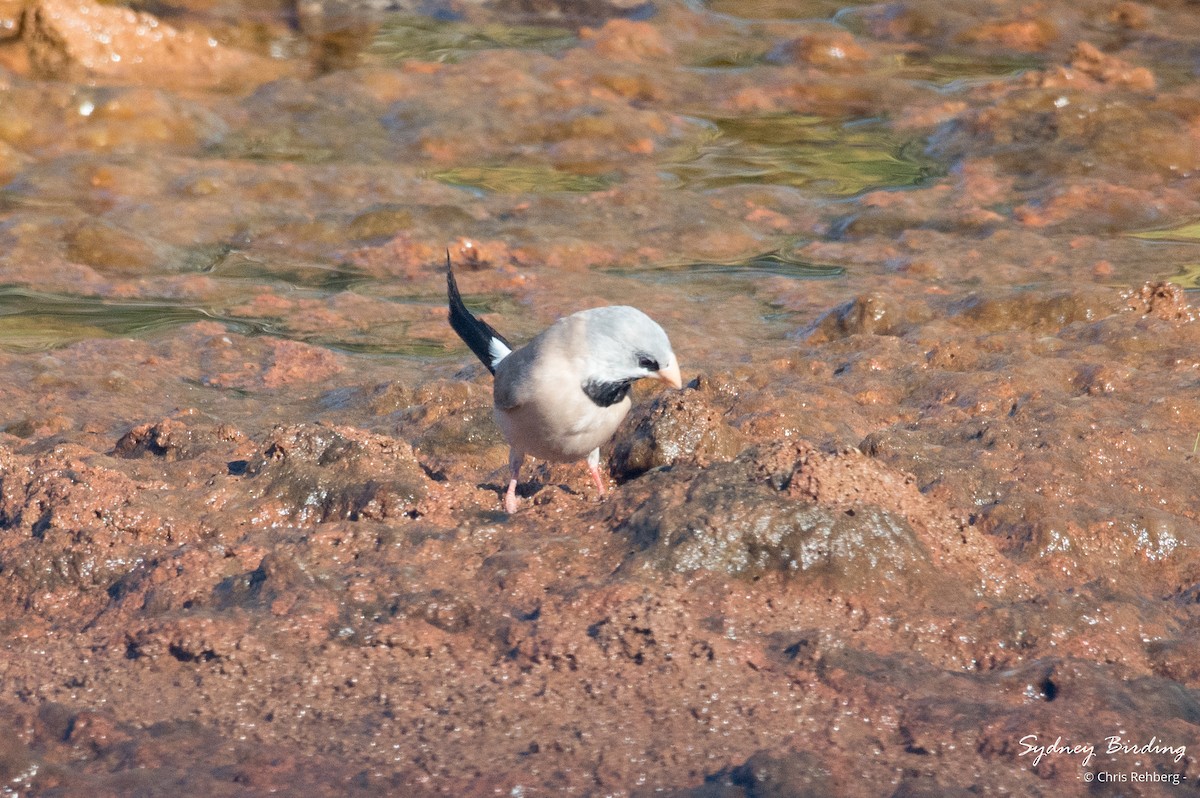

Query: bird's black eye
left=636, top=354, right=659, bottom=372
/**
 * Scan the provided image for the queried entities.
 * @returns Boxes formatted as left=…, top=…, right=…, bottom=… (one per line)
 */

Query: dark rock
left=803, top=292, right=923, bottom=341
left=614, top=456, right=933, bottom=590
left=724, top=750, right=835, bottom=798
left=610, top=375, right=745, bottom=480
left=113, top=418, right=244, bottom=461
left=245, top=423, right=426, bottom=523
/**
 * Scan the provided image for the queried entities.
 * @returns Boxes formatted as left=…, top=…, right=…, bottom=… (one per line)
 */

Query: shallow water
left=3, top=0, right=1200, bottom=795
left=664, top=113, right=939, bottom=194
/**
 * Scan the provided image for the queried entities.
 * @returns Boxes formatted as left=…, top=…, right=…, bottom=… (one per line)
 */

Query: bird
left=446, top=254, right=682, bottom=513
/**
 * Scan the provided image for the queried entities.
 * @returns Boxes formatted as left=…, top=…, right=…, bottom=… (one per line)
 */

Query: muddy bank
left=1, top=0, right=1200, bottom=794
left=0, top=281, right=1198, bottom=795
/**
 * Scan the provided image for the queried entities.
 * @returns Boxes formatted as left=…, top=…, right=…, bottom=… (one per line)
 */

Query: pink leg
left=586, top=448, right=606, bottom=498
left=588, top=463, right=606, bottom=497
left=505, top=450, right=525, bottom=514
left=505, top=479, right=519, bottom=514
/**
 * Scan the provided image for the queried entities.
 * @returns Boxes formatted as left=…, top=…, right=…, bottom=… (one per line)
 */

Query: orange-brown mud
left=1, top=0, right=1200, bottom=795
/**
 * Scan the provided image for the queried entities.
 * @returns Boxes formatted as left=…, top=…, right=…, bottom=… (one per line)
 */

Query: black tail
left=446, top=252, right=512, bottom=375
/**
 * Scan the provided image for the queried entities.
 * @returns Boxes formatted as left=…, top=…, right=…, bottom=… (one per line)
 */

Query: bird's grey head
left=579, top=306, right=676, bottom=386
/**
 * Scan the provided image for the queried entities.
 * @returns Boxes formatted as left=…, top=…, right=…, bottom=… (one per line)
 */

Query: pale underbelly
left=496, top=399, right=629, bottom=462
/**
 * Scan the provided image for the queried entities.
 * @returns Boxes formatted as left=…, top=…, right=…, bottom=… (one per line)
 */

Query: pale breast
left=497, top=388, right=630, bottom=462
left=492, top=313, right=634, bottom=462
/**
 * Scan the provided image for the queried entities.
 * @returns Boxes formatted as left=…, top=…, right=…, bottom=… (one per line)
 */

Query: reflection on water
left=698, top=0, right=861, bottom=20
left=1164, top=264, right=1200, bottom=289
left=0, top=288, right=226, bottom=352
left=432, top=165, right=616, bottom=193
left=1131, top=221, right=1200, bottom=243
left=0, top=287, right=441, bottom=355
left=894, top=51, right=1043, bottom=87
left=204, top=250, right=370, bottom=292
left=1130, top=222, right=1200, bottom=288
left=369, top=15, right=577, bottom=63
left=618, top=250, right=846, bottom=282
left=665, top=114, right=937, bottom=195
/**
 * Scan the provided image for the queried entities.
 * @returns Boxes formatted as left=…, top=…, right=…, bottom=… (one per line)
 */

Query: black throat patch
left=582, top=378, right=632, bottom=408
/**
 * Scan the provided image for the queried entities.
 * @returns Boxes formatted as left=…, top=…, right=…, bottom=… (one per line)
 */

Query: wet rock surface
left=1, top=0, right=1200, bottom=793
left=3, top=285, right=1197, bottom=795
left=23, top=0, right=288, bottom=86
left=244, top=422, right=426, bottom=522
left=610, top=375, right=746, bottom=478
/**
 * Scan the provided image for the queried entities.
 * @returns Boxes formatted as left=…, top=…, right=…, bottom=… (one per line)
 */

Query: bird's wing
left=493, top=315, right=583, bottom=412
left=446, top=253, right=513, bottom=374
left=493, top=342, right=538, bottom=411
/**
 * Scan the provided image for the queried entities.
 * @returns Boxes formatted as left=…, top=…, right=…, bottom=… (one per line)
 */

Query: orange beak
left=655, top=354, right=682, bottom=389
